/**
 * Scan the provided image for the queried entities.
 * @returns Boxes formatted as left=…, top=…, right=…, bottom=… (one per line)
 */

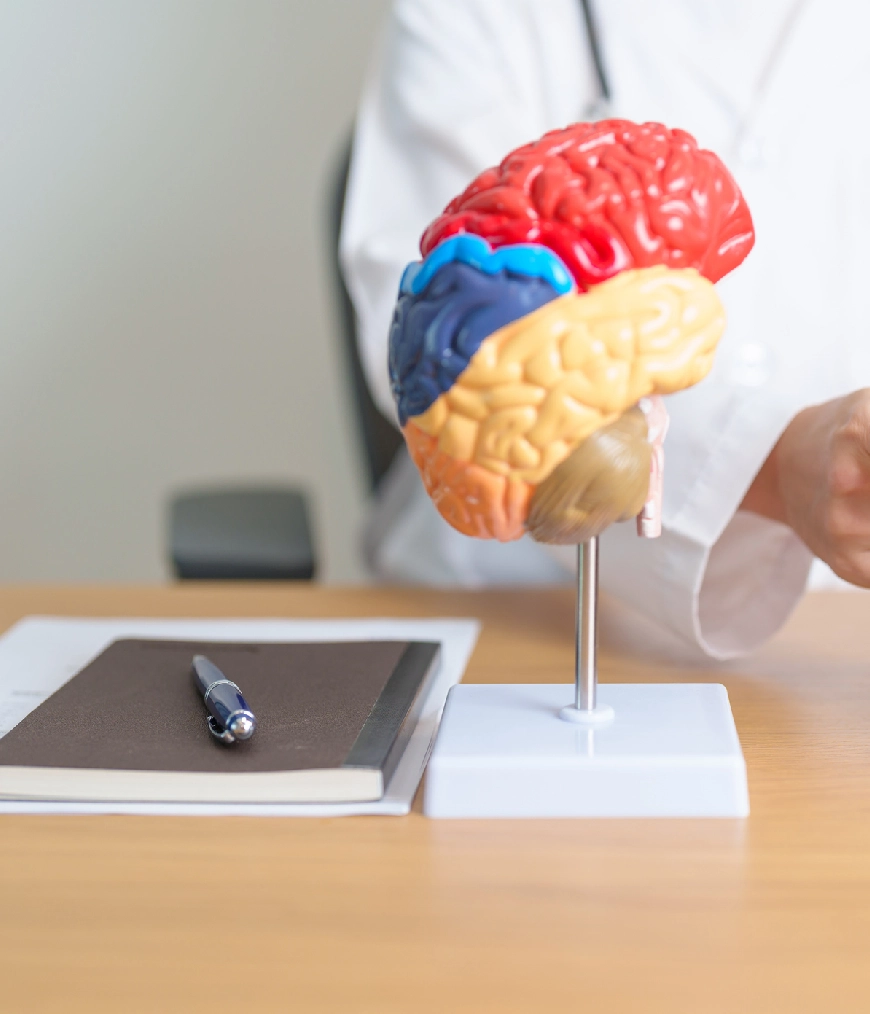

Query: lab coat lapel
left=737, top=0, right=863, bottom=146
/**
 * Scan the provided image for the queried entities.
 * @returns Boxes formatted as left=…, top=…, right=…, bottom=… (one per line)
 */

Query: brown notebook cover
left=0, top=638, right=441, bottom=803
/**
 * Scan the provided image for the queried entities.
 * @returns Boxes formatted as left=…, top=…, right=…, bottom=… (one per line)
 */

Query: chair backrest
left=328, top=135, right=404, bottom=493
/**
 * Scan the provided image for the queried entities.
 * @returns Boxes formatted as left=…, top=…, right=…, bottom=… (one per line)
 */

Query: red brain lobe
left=421, top=120, right=755, bottom=289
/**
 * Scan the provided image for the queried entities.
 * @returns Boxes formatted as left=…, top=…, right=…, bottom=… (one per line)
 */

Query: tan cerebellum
left=412, top=266, right=725, bottom=488
left=526, top=408, right=652, bottom=545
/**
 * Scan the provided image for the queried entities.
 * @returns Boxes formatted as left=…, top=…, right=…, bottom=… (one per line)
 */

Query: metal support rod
left=575, top=536, right=599, bottom=712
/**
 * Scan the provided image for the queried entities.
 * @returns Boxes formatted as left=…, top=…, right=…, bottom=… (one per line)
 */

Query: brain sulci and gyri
left=387, top=119, right=755, bottom=548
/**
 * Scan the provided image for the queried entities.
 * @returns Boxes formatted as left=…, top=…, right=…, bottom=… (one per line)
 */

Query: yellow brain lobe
left=412, top=265, right=725, bottom=485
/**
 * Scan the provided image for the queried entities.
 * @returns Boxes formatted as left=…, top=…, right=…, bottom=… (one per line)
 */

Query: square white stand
left=424, top=683, right=749, bottom=818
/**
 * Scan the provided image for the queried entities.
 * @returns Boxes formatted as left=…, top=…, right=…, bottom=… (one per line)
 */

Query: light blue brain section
left=401, top=233, right=575, bottom=298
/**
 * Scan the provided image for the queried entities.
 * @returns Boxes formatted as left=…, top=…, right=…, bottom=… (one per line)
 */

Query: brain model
left=389, top=120, right=754, bottom=544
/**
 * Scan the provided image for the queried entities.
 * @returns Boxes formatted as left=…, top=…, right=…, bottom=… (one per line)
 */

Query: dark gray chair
left=168, top=134, right=402, bottom=581
left=170, top=486, right=315, bottom=581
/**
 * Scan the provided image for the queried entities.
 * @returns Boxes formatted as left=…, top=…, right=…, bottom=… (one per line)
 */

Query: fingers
left=526, top=408, right=651, bottom=544
left=828, top=390, right=870, bottom=494
left=776, top=389, right=870, bottom=586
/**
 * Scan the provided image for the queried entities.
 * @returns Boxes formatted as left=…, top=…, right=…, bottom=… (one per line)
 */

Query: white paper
left=0, top=615, right=480, bottom=817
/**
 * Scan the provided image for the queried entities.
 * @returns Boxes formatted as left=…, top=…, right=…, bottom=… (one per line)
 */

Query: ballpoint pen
left=191, top=654, right=257, bottom=744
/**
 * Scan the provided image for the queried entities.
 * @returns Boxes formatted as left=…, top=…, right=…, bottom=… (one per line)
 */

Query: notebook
left=0, top=637, right=441, bottom=803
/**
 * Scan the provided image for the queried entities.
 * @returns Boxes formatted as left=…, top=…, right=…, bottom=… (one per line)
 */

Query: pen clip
left=207, top=715, right=238, bottom=744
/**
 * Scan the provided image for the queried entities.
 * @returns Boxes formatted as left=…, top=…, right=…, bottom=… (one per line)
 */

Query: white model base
left=424, top=683, right=749, bottom=818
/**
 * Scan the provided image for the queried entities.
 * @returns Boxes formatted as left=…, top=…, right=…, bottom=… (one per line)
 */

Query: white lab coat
left=341, top=0, right=870, bottom=659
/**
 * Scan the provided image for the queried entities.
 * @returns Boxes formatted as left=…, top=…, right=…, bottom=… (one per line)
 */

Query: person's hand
left=742, top=390, right=870, bottom=586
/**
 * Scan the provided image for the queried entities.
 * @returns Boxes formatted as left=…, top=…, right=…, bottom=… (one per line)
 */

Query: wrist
left=740, top=434, right=788, bottom=526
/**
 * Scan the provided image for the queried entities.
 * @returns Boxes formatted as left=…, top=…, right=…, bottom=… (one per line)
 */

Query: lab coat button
left=737, top=136, right=765, bottom=167
left=729, top=343, right=772, bottom=387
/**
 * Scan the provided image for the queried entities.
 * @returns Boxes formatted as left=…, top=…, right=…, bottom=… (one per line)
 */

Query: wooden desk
left=0, top=584, right=868, bottom=1013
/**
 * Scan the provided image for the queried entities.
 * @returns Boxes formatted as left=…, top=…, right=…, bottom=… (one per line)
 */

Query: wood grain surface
left=0, top=583, right=868, bottom=1013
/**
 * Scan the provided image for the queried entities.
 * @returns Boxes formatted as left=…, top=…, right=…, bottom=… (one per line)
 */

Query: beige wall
left=0, top=0, right=391, bottom=582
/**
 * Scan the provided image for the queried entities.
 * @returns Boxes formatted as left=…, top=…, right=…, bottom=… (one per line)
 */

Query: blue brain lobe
left=389, top=260, right=565, bottom=427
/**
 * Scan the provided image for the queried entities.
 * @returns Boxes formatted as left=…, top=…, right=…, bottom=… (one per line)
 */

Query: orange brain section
left=404, top=422, right=531, bottom=542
